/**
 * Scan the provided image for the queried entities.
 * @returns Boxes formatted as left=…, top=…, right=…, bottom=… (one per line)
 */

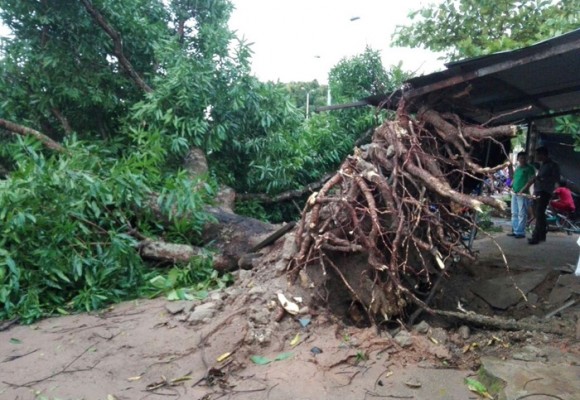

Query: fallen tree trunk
left=142, top=200, right=285, bottom=271
left=289, top=102, right=517, bottom=324
left=139, top=240, right=233, bottom=271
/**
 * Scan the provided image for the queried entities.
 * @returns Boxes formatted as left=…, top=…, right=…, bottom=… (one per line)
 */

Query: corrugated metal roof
left=330, top=29, right=580, bottom=125
left=403, top=28, right=580, bottom=124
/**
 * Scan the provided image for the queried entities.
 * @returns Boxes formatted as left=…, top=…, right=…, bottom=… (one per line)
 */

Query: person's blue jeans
left=511, top=194, right=529, bottom=236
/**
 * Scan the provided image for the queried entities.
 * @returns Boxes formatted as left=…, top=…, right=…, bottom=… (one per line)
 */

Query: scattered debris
left=394, top=330, right=413, bottom=348
left=216, top=352, right=232, bottom=362
left=404, top=377, right=422, bottom=388
left=289, top=334, right=300, bottom=347
left=250, top=352, right=293, bottom=365
left=413, top=321, right=430, bottom=334
left=544, top=299, right=577, bottom=320
left=458, top=325, right=471, bottom=340
left=277, top=293, right=300, bottom=315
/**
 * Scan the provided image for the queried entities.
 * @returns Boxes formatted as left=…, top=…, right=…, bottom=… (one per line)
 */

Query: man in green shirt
left=508, top=152, right=536, bottom=238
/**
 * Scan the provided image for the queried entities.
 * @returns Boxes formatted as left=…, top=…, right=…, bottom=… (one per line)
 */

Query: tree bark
left=139, top=240, right=232, bottom=271
left=237, top=173, right=334, bottom=204
left=428, top=308, right=573, bottom=336
left=0, top=118, right=66, bottom=153
left=51, top=108, right=73, bottom=135
left=80, top=0, right=153, bottom=94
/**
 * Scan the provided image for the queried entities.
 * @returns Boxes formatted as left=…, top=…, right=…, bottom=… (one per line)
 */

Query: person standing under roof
left=508, top=152, right=536, bottom=238
left=520, top=146, right=561, bottom=245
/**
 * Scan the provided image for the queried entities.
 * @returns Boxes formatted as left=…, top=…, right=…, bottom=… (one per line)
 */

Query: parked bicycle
left=526, top=200, right=580, bottom=235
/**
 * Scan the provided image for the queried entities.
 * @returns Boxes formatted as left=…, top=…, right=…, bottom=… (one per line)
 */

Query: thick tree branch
left=0, top=118, right=66, bottom=153
left=51, top=108, right=73, bottom=135
left=237, top=172, right=334, bottom=204
left=80, top=0, right=153, bottom=93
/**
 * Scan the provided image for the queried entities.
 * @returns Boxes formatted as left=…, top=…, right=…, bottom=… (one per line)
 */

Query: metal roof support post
left=525, top=121, right=532, bottom=156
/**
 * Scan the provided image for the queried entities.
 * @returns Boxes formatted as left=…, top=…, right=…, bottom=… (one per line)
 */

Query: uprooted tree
left=288, top=102, right=516, bottom=324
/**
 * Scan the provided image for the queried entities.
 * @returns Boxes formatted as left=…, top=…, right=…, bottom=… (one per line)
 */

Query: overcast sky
left=0, top=1, right=445, bottom=84
left=229, top=0, right=445, bottom=83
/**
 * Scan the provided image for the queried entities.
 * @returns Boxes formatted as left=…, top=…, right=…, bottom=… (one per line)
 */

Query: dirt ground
left=1, top=224, right=579, bottom=400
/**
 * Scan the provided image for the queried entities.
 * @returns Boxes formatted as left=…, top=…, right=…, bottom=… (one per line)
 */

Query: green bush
left=0, top=137, right=216, bottom=323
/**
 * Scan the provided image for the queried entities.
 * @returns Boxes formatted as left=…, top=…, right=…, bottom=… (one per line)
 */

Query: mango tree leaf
left=274, top=352, right=293, bottom=361
left=250, top=355, right=271, bottom=365
left=464, top=378, right=493, bottom=399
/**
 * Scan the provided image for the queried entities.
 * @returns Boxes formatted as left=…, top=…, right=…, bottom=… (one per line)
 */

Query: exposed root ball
left=289, top=105, right=516, bottom=323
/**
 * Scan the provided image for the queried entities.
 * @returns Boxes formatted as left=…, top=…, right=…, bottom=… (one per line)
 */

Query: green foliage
left=393, top=0, right=580, bottom=61
left=283, top=80, right=329, bottom=111
left=0, top=0, right=415, bottom=323
left=554, top=115, right=580, bottom=151
left=0, top=136, right=215, bottom=323
left=0, top=0, right=167, bottom=137
left=235, top=199, right=271, bottom=222
left=329, top=47, right=390, bottom=102
left=148, top=260, right=233, bottom=301
left=393, top=0, right=579, bottom=149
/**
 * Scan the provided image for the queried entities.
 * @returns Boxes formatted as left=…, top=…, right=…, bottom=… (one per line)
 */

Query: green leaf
left=9, top=338, right=22, bottom=344
left=274, top=352, right=293, bottom=361
left=250, top=355, right=271, bottom=365
left=149, top=276, right=169, bottom=290
left=464, top=378, right=492, bottom=398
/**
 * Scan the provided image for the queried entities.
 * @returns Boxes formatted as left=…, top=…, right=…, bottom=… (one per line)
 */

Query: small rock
left=184, top=302, right=196, bottom=314
left=188, top=308, right=215, bottom=324
left=280, top=234, right=298, bottom=259
left=523, top=345, right=546, bottom=357
left=225, top=287, right=242, bottom=298
left=188, top=302, right=217, bottom=324
left=413, top=321, right=430, bottom=334
left=458, top=325, right=471, bottom=340
left=238, top=269, right=252, bottom=281
left=512, top=352, right=537, bottom=362
left=250, top=328, right=272, bottom=345
left=526, top=292, right=538, bottom=305
left=250, top=309, right=270, bottom=325
left=404, top=377, right=422, bottom=388
left=165, top=301, right=189, bottom=315
left=209, top=291, right=224, bottom=302
left=248, top=285, right=265, bottom=295
left=273, top=260, right=287, bottom=272
left=394, top=330, right=413, bottom=348
left=430, top=327, right=448, bottom=344
left=512, top=345, right=546, bottom=362
left=426, top=342, right=451, bottom=360
left=196, top=301, right=218, bottom=311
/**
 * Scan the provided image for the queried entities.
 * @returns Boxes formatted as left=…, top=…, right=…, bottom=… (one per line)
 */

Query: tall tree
left=393, top=0, right=580, bottom=61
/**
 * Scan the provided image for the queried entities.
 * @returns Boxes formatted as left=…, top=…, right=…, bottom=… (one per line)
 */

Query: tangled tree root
left=289, top=103, right=517, bottom=324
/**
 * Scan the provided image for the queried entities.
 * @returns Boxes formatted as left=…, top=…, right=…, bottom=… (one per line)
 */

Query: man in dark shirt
left=520, top=146, right=561, bottom=244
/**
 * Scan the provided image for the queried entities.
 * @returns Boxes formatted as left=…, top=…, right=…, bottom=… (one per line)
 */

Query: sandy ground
left=1, top=226, right=579, bottom=400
